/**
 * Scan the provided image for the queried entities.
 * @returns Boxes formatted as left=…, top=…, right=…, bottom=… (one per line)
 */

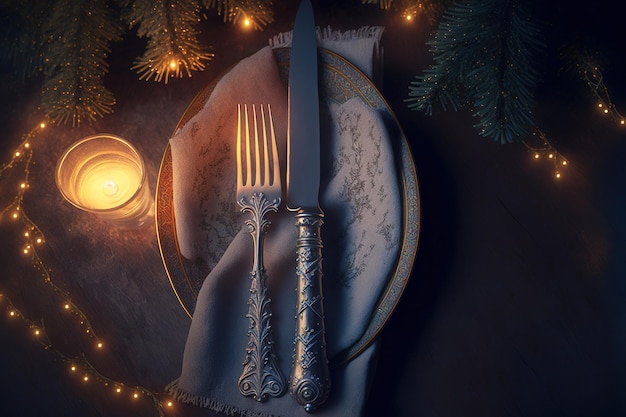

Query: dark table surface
left=1, top=1, right=626, bottom=416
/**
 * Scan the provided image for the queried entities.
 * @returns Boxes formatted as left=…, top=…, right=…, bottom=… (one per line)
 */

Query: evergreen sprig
left=204, top=0, right=274, bottom=30
left=406, top=0, right=544, bottom=143
left=0, top=0, right=275, bottom=126
left=121, top=0, right=214, bottom=83
left=362, top=0, right=452, bottom=23
left=0, top=0, right=51, bottom=80
left=41, top=0, right=123, bottom=126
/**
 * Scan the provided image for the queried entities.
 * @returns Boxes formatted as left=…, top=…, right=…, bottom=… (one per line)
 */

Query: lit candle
left=56, top=134, right=153, bottom=228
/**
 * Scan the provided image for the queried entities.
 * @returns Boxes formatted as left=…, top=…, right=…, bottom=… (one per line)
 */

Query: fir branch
left=406, top=0, right=544, bottom=143
left=40, top=0, right=123, bottom=126
left=362, top=0, right=394, bottom=9
left=0, top=0, right=52, bottom=79
left=361, top=0, right=452, bottom=23
left=202, top=0, right=274, bottom=30
left=122, top=0, right=214, bottom=83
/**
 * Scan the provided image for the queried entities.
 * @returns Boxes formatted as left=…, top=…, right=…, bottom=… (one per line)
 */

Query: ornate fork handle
left=290, top=209, right=331, bottom=411
left=237, top=192, right=286, bottom=401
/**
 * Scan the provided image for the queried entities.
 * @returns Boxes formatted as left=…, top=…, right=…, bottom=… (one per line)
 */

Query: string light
left=225, top=3, right=274, bottom=31
left=522, top=128, right=569, bottom=180
left=401, top=2, right=422, bottom=21
left=0, top=121, right=174, bottom=416
left=1, top=292, right=175, bottom=416
left=519, top=57, right=625, bottom=181
left=578, top=60, right=625, bottom=127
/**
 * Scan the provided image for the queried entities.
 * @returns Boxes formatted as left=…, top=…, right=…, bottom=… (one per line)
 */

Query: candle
left=56, top=134, right=154, bottom=228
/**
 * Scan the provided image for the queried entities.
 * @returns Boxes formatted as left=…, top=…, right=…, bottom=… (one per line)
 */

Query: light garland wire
left=578, top=60, right=626, bottom=127
left=521, top=128, right=569, bottom=179
left=0, top=120, right=174, bottom=416
left=0, top=293, right=175, bottom=415
left=520, top=60, right=624, bottom=180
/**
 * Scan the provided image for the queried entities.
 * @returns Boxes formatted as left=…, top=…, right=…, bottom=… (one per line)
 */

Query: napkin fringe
left=269, top=25, right=384, bottom=49
left=166, top=379, right=280, bottom=417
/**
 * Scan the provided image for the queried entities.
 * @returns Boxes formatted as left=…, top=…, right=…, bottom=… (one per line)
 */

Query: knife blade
left=286, top=0, right=331, bottom=411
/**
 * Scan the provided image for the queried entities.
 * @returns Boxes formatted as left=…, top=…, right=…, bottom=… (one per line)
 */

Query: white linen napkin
left=167, top=27, right=400, bottom=417
left=269, top=26, right=384, bottom=86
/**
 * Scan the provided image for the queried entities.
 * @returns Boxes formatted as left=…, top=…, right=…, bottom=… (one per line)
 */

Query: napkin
left=269, top=26, right=384, bottom=87
left=167, top=27, right=400, bottom=417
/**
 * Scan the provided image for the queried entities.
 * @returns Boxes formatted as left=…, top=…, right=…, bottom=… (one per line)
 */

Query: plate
left=156, top=48, right=420, bottom=364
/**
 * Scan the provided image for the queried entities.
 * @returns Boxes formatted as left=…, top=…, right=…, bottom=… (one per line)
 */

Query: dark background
left=1, top=1, right=625, bottom=416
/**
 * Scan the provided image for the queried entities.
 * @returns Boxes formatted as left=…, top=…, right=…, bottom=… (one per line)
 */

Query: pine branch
left=362, top=0, right=394, bottom=9
left=41, top=0, right=123, bottom=126
left=0, top=0, right=52, bottom=79
left=203, top=0, right=274, bottom=30
left=361, top=0, right=452, bottom=23
left=122, top=0, right=214, bottom=83
left=406, top=0, right=544, bottom=143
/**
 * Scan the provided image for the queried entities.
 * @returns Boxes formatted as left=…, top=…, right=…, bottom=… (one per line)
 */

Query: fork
left=236, top=104, right=286, bottom=401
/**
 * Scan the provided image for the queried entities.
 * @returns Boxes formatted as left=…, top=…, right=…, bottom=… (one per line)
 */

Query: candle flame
left=102, top=180, right=119, bottom=197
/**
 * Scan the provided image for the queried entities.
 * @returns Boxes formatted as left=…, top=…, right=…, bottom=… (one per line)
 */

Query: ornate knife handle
left=290, top=209, right=331, bottom=411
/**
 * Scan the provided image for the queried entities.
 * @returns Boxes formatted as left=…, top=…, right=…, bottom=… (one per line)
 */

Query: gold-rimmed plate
left=156, top=48, right=420, bottom=365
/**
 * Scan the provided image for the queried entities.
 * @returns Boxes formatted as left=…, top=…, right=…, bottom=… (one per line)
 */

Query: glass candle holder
left=56, top=134, right=154, bottom=228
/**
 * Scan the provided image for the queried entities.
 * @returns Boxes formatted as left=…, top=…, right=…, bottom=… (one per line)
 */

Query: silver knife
left=286, top=0, right=331, bottom=411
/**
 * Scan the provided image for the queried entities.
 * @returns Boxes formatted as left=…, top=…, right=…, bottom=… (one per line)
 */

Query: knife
left=286, top=0, right=331, bottom=411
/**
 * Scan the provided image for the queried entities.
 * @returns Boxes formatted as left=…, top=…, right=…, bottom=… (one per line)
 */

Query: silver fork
left=236, top=104, right=286, bottom=401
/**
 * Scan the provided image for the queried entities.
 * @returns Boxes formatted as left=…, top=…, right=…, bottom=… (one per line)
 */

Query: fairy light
left=0, top=121, right=174, bottom=416
left=578, top=60, right=625, bottom=126
left=401, top=5, right=420, bottom=22
left=231, top=2, right=273, bottom=32
left=236, top=12, right=256, bottom=31
left=522, top=128, right=569, bottom=180
left=2, top=293, right=174, bottom=416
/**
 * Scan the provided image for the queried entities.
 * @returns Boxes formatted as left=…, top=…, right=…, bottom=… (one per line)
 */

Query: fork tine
left=238, top=104, right=280, bottom=190
left=267, top=104, right=280, bottom=188
left=237, top=104, right=243, bottom=189
left=244, top=104, right=252, bottom=187
left=252, top=104, right=261, bottom=187
left=261, top=105, right=270, bottom=186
